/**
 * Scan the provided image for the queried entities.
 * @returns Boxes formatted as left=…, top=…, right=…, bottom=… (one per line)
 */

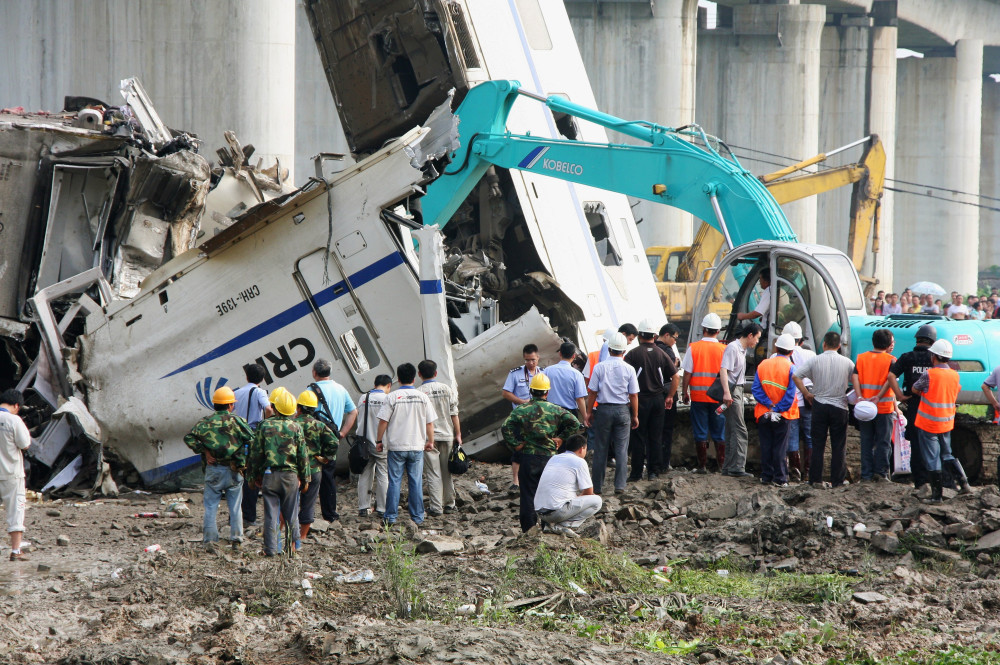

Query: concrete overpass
left=567, top=0, right=1000, bottom=294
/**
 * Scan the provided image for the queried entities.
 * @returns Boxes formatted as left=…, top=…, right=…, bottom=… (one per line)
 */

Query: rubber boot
left=695, top=441, right=708, bottom=474
left=714, top=441, right=726, bottom=473
left=927, top=471, right=943, bottom=503
left=948, top=459, right=973, bottom=495
left=788, top=451, right=802, bottom=482
left=300, top=524, right=311, bottom=540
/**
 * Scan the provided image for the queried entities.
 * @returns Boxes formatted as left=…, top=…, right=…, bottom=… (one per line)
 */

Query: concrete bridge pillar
left=697, top=3, right=826, bottom=243
left=894, top=39, right=983, bottom=295
left=818, top=13, right=897, bottom=291
left=981, top=78, right=1000, bottom=275
left=567, top=0, right=699, bottom=249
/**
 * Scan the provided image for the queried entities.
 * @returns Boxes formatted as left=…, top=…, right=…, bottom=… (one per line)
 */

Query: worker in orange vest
left=751, top=334, right=799, bottom=487
left=851, top=329, right=897, bottom=482
left=911, top=339, right=972, bottom=502
left=680, top=313, right=726, bottom=473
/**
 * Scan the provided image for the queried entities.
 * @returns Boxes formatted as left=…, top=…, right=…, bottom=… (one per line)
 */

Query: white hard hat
left=854, top=400, right=877, bottom=422
left=929, top=339, right=953, bottom=359
left=774, top=334, right=796, bottom=352
left=782, top=321, right=803, bottom=340
left=701, top=312, right=722, bottom=330
left=602, top=329, right=615, bottom=342
left=608, top=332, right=629, bottom=352
left=638, top=318, right=659, bottom=335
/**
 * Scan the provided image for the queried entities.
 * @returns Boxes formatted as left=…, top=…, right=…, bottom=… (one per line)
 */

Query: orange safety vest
left=754, top=356, right=800, bottom=421
left=855, top=351, right=896, bottom=414
left=587, top=350, right=600, bottom=382
left=914, top=367, right=960, bottom=434
left=687, top=339, right=725, bottom=403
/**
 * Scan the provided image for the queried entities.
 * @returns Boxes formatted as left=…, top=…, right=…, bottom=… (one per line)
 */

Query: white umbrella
left=907, top=281, right=947, bottom=296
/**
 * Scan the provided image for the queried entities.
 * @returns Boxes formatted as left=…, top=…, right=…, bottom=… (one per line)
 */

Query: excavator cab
left=692, top=241, right=864, bottom=382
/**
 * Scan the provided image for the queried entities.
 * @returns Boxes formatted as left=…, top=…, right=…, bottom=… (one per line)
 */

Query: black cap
left=915, top=324, right=937, bottom=343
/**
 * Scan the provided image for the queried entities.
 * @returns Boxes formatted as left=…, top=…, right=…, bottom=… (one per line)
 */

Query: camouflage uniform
left=184, top=411, right=253, bottom=544
left=501, top=398, right=582, bottom=532
left=248, top=415, right=309, bottom=555
left=295, top=412, right=338, bottom=529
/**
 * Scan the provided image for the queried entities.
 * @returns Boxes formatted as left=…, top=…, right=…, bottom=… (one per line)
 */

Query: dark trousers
left=905, top=403, right=928, bottom=487
left=630, top=393, right=664, bottom=477
left=661, top=399, right=677, bottom=468
left=809, top=402, right=849, bottom=486
left=298, top=471, right=322, bottom=524
left=757, top=415, right=789, bottom=483
left=320, top=460, right=339, bottom=521
left=242, top=485, right=259, bottom=524
left=517, top=453, right=551, bottom=532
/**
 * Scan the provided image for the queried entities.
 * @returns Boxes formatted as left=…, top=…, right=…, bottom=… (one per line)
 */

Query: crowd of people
left=1, top=292, right=996, bottom=560
left=871, top=287, right=1000, bottom=320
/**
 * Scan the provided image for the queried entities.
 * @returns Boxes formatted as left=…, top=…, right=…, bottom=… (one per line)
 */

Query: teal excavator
left=422, top=79, right=1000, bottom=480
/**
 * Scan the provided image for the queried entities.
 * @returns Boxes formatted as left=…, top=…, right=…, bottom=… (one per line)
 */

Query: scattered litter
left=654, top=565, right=672, bottom=574
left=144, top=544, right=161, bottom=553
left=132, top=490, right=151, bottom=495
left=456, top=604, right=476, bottom=615
left=335, top=569, right=375, bottom=584
left=826, top=516, right=834, bottom=528
left=475, top=481, right=491, bottom=494
left=132, top=512, right=181, bottom=518
left=305, top=589, right=314, bottom=598
left=853, top=523, right=867, bottom=533
left=567, top=581, right=587, bottom=595
left=652, top=573, right=670, bottom=583
left=291, top=601, right=301, bottom=608
left=716, top=569, right=729, bottom=577
left=26, top=490, right=44, bottom=503
left=111, top=568, right=124, bottom=579
left=301, top=579, right=313, bottom=589
left=303, top=572, right=323, bottom=580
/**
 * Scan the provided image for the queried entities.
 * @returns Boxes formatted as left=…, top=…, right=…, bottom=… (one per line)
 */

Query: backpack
left=345, top=392, right=373, bottom=475
left=308, top=382, right=339, bottom=433
left=448, top=440, right=469, bottom=475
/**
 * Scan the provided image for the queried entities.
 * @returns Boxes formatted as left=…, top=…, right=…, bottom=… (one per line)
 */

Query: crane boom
left=421, top=80, right=795, bottom=247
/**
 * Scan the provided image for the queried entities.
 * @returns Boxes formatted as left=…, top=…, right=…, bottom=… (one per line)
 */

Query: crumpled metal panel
left=303, top=0, right=470, bottom=153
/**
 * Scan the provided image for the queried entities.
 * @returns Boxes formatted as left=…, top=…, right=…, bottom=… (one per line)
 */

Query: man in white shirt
left=720, top=323, right=762, bottom=477
left=882, top=293, right=903, bottom=315
left=417, top=359, right=461, bottom=517
left=535, top=434, right=602, bottom=537
left=355, top=375, right=392, bottom=518
left=376, top=363, right=437, bottom=527
left=946, top=294, right=969, bottom=320
left=0, top=390, right=31, bottom=562
left=736, top=268, right=772, bottom=332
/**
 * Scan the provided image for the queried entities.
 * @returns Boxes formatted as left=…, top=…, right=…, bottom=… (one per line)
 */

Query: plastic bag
left=892, top=413, right=911, bottom=474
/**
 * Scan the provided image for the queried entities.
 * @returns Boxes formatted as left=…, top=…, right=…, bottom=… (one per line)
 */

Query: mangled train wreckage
left=2, top=0, right=664, bottom=490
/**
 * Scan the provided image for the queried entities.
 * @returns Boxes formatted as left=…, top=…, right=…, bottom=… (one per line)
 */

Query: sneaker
left=720, top=471, right=732, bottom=477
left=647, top=473, right=659, bottom=481
left=427, top=510, right=443, bottom=517
left=730, top=471, right=753, bottom=478
left=547, top=525, right=580, bottom=539
left=809, top=481, right=831, bottom=489
left=508, top=484, right=520, bottom=493
left=614, top=488, right=625, bottom=495
left=358, top=508, right=369, bottom=517
left=9, top=551, right=29, bottom=562
left=773, top=481, right=789, bottom=488
left=243, top=520, right=257, bottom=529
left=443, top=506, right=457, bottom=514
left=695, top=467, right=708, bottom=475
left=627, top=475, right=642, bottom=483
left=958, top=482, right=974, bottom=495
left=230, top=540, right=242, bottom=551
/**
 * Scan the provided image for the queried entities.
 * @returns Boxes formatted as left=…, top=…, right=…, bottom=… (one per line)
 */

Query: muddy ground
left=4, top=462, right=1000, bottom=665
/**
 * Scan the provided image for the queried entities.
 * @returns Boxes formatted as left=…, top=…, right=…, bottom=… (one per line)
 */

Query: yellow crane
left=647, top=135, right=886, bottom=330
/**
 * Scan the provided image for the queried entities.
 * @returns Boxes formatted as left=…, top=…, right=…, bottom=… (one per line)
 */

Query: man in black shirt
left=655, top=323, right=682, bottom=470
left=888, top=324, right=936, bottom=492
left=624, top=319, right=678, bottom=480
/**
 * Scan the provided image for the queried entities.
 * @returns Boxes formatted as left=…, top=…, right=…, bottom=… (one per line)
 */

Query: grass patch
left=665, top=559, right=854, bottom=604
left=530, top=541, right=651, bottom=593
left=375, top=531, right=425, bottom=619
left=634, top=632, right=701, bottom=655
left=833, top=644, right=1000, bottom=665
left=958, top=404, right=988, bottom=418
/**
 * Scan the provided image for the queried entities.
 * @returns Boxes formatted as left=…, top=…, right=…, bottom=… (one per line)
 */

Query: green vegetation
left=633, top=632, right=700, bottom=655
left=665, top=559, right=855, bottom=603
left=832, top=645, right=1000, bottom=665
left=376, top=531, right=425, bottom=619
left=529, top=541, right=651, bottom=593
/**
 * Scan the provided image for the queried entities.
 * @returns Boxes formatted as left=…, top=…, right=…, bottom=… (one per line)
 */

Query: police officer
left=888, top=324, right=936, bottom=493
left=247, top=390, right=309, bottom=556
left=502, top=344, right=545, bottom=492
left=183, top=386, right=254, bottom=549
left=295, top=390, right=338, bottom=546
left=501, top=374, right=583, bottom=532
left=624, top=319, right=677, bottom=481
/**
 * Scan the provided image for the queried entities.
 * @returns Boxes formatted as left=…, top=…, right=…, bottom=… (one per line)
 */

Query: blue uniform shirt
left=314, top=379, right=358, bottom=428
left=544, top=360, right=587, bottom=410
left=502, top=365, right=544, bottom=408
left=587, top=357, right=639, bottom=405
left=233, top=383, right=269, bottom=429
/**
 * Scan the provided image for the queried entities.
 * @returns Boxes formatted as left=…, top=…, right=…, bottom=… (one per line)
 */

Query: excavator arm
left=421, top=80, right=795, bottom=246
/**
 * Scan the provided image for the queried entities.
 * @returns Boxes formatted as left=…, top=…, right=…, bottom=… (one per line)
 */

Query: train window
left=953, top=360, right=984, bottom=372
left=340, top=327, right=380, bottom=374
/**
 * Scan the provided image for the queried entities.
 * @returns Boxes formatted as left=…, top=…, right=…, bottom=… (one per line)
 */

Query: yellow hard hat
left=274, top=391, right=297, bottom=416
left=212, top=386, right=236, bottom=405
left=529, top=373, right=551, bottom=391
left=297, top=390, right=319, bottom=409
left=269, top=386, right=288, bottom=404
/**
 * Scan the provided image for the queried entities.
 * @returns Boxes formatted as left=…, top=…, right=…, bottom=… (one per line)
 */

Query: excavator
left=647, top=135, right=886, bottom=334
left=421, top=79, right=1000, bottom=481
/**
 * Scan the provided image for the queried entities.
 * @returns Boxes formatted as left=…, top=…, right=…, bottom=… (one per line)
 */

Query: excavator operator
left=736, top=268, right=772, bottom=332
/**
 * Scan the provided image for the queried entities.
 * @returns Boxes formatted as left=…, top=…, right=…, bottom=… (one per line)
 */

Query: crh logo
left=195, top=376, right=231, bottom=410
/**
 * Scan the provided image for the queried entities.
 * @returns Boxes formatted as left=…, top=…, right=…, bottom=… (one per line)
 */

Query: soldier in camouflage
left=248, top=389, right=310, bottom=556
left=295, top=390, right=338, bottom=546
left=183, top=386, right=253, bottom=548
left=501, top=373, right=583, bottom=532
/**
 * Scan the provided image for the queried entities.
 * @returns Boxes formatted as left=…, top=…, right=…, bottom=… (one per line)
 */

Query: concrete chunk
left=415, top=536, right=464, bottom=554
left=706, top=503, right=738, bottom=520
left=972, top=529, right=1000, bottom=552
left=871, top=532, right=899, bottom=554
left=853, top=591, right=888, bottom=604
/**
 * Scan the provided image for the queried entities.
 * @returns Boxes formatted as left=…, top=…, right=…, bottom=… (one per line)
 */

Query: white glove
left=768, top=411, right=782, bottom=422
